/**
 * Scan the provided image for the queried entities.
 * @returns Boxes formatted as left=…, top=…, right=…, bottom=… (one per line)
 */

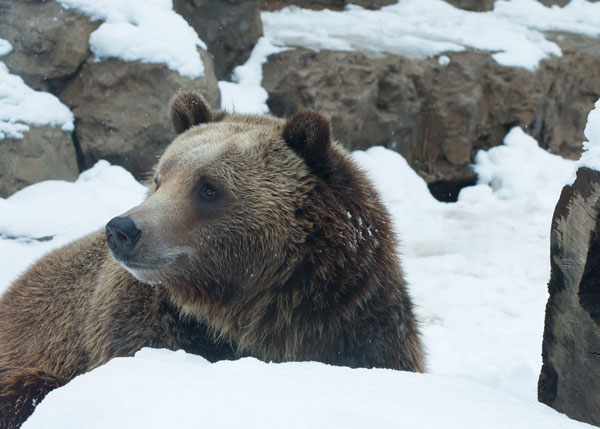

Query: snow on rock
left=262, top=0, right=600, bottom=71
left=352, top=128, right=576, bottom=399
left=24, top=348, right=591, bottom=429
left=0, top=39, right=74, bottom=140
left=219, top=37, right=289, bottom=114
left=0, top=160, right=147, bottom=296
left=0, top=39, right=11, bottom=56
left=56, top=0, right=207, bottom=78
left=494, top=0, right=600, bottom=37
left=577, top=98, right=600, bottom=171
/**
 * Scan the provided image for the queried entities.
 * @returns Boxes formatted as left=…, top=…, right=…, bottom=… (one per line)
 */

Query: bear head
left=106, top=92, right=396, bottom=333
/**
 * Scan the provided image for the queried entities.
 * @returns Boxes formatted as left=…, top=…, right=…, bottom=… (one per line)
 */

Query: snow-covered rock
left=0, top=40, right=77, bottom=197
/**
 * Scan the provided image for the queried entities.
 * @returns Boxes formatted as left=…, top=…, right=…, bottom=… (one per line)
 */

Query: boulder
left=260, top=0, right=396, bottom=11
left=0, top=0, right=98, bottom=94
left=60, top=55, right=220, bottom=179
left=261, top=34, right=600, bottom=198
left=0, top=126, right=78, bottom=198
left=59, top=52, right=219, bottom=179
left=538, top=167, right=600, bottom=427
left=444, top=0, right=495, bottom=11
left=173, top=0, right=263, bottom=80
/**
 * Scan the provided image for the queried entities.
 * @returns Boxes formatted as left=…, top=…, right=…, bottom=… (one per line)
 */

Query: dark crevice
left=71, top=125, right=86, bottom=173
left=427, top=176, right=478, bottom=202
left=578, top=223, right=600, bottom=326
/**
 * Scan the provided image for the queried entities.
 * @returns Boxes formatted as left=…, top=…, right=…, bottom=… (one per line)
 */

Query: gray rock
left=59, top=54, right=220, bottom=179
left=260, top=0, right=395, bottom=11
left=447, top=0, right=599, bottom=10
left=173, top=0, right=263, bottom=80
left=538, top=167, right=600, bottom=427
left=444, top=0, right=495, bottom=11
left=261, top=37, right=600, bottom=196
left=0, top=126, right=78, bottom=198
left=0, top=0, right=98, bottom=94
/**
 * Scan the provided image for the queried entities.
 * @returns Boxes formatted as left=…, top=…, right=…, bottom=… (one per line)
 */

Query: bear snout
left=105, top=216, right=142, bottom=260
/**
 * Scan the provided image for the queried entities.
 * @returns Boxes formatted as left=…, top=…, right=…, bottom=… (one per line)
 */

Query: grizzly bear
left=0, top=92, right=424, bottom=427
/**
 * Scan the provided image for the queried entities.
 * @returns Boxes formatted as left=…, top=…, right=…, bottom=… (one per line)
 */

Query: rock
left=447, top=0, right=599, bottom=9
left=540, top=33, right=600, bottom=159
left=0, top=0, right=98, bottom=94
left=173, top=0, right=263, bottom=80
left=59, top=55, right=219, bottom=179
left=260, top=0, right=395, bottom=11
left=444, top=0, right=495, bottom=11
left=261, top=35, right=600, bottom=194
left=0, top=126, right=78, bottom=198
left=538, top=167, right=600, bottom=427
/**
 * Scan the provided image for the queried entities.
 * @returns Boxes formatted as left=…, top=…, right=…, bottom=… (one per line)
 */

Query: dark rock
left=60, top=55, right=219, bottom=179
left=536, top=0, right=600, bottom=6
left=0, top=126, right=78, bottom=198
left=173, top=0, right=263, bottom=80
left=538, top=167, right=600, bottom=427
left=447, top=0, right=599, bottom=10
left=0, top=0, right=99, bottom=94
left=260, top=0, right=395, bottom=11
left=444, top=0, right=495, bottom=11
left=262, top=36, right=600, bottom=186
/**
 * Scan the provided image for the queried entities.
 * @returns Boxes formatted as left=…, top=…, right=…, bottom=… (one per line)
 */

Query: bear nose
left=105, top=216, right=142, bottom=258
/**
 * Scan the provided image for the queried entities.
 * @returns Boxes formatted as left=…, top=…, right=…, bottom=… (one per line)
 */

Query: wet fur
left=0, top=93, right=424, bottom=427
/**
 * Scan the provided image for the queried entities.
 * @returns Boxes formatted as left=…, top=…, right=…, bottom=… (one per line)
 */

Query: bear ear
left=282, top=110, right=332, bottom=172
left=169, top=92, right=212, bottom=134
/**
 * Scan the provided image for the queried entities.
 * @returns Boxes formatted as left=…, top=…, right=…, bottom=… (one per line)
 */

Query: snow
left=438, top=55, right=451, bottom=66
left=57, top=0, right=206, bottom=78
left=0, top=39, right=74, bottom=140
left=261, top=0, right=600, bottom=71
left=353, top=127, right=575, bottom=399
left=219, top=38, right=289, bottom=114
left=577, top=98, right=600, bottom=172
left=23, top=348, right=590, bottom=429
left=0, top=39, right=11, bottom=56
left=0, top=160, right=147, bottom=293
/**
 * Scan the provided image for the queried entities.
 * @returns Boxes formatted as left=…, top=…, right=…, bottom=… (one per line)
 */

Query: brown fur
left=0, top=92, right=424, bottom=427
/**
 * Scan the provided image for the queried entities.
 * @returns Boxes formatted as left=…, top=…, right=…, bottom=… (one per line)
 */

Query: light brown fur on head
left=0, top=91, right=424, bottom=428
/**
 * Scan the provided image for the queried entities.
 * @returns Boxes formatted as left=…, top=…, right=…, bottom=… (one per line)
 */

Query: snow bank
left=577, top=98, right=600, bottom=171
left=0, top=160, right=147, bottom=295
left=352, top=128, right=575, bottom=399
left=262, top=0, right=600, bottom=71
left=57, top=0, right=206, bottom=78
left=24, top=348, right=590, bottom=429
left=0, top=39, right=74, bottom=140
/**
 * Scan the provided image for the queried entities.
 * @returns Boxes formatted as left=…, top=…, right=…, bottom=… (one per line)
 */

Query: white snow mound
left=23, top=348, right=591, bottom=429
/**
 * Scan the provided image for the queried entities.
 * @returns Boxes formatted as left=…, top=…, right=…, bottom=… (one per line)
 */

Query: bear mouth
left=113, top=252, right=189, bottom=286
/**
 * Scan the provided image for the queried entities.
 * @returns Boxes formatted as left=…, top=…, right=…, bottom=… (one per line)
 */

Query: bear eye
left=193, top=178, right=222, bottom=206
left=203, top=185, right=216, bottom=198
